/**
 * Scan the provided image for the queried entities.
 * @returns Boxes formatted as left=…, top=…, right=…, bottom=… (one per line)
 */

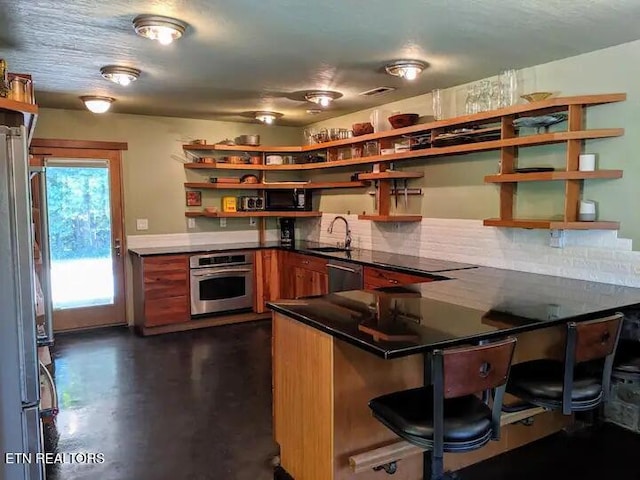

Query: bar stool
left=369, top=337, right=517, bottom=480
left=507, top=313, right=624, bottom=415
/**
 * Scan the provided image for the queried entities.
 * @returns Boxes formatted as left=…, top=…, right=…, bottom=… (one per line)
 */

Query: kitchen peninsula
left=268, top=267, right=640, bottom=480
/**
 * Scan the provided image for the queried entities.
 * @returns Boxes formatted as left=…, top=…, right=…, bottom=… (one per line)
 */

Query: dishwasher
left=327, top=259, right=363, bottom=293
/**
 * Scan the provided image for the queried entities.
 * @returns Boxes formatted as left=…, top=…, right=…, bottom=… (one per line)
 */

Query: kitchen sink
left=306, top=246, right=350, bottom=253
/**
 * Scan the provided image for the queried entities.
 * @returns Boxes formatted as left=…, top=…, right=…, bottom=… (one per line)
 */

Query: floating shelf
left=185, top=211, right=322, bottom=218
left=483, top=218, right=620, bottom=230
left=183, top=129, right=624, bottom=172
left=357, top=215, right=423, bottom=223
left=485, top=170, right=623, bottom=183
left=357, top=171, right=424, bottom=180
left=0, top=98, right=38, bottom=143
left=181, top=94, right=626, bottom=154
left=184, top=181, right=368, bottom=190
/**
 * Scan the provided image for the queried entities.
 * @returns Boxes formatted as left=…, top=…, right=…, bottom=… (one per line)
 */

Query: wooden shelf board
left=0, top=97, right=39, bottom=115
left=181, top=95, right=626, bottom=156
left=184, top=181, right=368, bottom=190
left=357, top=171, right=424, bottom=180
left=183, top=129, right=623, bottom=172
left=183, top=143, right=302, bottom=152
left=357, top=215, right=423, bottom=222
left=483, top=218, right=620, bottom=230
left=485, top=170, right=623, bottom=183
left=185, top=211, right=322, bottom=218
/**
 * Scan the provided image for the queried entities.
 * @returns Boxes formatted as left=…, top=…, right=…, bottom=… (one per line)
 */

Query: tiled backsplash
left=127, top=229, right=279, bottom=249
left=299, top=214, right=640, bottom=287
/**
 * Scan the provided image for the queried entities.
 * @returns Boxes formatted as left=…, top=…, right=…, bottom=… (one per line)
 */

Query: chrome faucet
left=328, top=216, right=352, bottom=250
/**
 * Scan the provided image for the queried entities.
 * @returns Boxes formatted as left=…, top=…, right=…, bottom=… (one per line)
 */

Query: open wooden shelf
left=185, top=211, right=322, bottom=218
left=0, top=98, right=39, bottom=143
left=184, top=181, right=368, bottom=190
left=357, top=215, right=423, bottom=223
left=485, top=170, right=623, bottom=183
left=483, top=218, right=620, bottom=230
left=183, top=129, right=623, bottom=172
left=357, top=171, right=424, bottom=180
left=182, top=94, right=626, bottom=154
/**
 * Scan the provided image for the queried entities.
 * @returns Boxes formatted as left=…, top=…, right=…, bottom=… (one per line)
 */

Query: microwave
left=265, top=189, right=312, bottom=211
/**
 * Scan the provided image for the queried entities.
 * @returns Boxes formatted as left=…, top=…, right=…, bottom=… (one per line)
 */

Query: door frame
left=30, top=139, right=128, bottom=331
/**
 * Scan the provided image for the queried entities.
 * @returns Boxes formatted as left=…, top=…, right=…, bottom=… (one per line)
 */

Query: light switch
left=220, top=218, right=227, bottom=228
left=136, top=218, right=149, bottom=231
left=249, top=217, right=257, bottom=226
left=187, top=218, right=196, bottom=229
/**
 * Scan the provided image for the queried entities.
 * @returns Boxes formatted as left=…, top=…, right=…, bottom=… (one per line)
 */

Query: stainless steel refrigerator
left=0, top=125, right=54, bottom=480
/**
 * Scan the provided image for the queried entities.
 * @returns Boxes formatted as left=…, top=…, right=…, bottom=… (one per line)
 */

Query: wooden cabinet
left=280, top=252, right=328, bottom=299
left=132, top=254, right=190, bottom=328
left=363, top=266, right=434, bottom=290
left=255, top=249, right=281, bottom=313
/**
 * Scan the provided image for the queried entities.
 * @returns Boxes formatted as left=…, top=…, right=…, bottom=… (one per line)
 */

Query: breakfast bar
left=268, top=267, right=640, bottom=480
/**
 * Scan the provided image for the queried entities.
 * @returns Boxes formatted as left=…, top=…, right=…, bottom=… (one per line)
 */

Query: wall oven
left=190, top=252, right=254, bottom=317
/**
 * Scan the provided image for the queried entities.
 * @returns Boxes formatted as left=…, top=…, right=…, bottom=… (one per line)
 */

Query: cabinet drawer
left=288, top=253, right=328, bottom=274
left=143, top=255, right=188, bottom=276
left=144, top=295, right=189, bottom=327
left=364, top=266, right=434, bottom=289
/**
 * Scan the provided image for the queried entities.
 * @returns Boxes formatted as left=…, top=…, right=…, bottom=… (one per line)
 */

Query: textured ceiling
left=2, top=0, right=640, bottom=126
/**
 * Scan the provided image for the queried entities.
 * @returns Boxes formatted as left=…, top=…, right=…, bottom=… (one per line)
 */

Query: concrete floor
left=45, top=322, right=276, bottom=480
left=44, top=322, right=640, bottom=480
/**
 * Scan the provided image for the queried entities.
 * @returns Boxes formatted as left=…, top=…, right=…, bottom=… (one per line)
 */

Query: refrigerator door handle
left=31, top=166, right=54, bottom=346
left=7, top=127, right=41, bottom=406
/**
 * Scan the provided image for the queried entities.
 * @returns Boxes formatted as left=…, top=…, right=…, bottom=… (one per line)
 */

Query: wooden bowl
left=388, top=113, right=419, bottom=129
left=521, top=92, right=554, bottom=103
left=352, top=122, right=374, bottom=136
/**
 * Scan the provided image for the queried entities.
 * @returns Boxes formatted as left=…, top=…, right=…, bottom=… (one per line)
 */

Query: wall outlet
left=187, top=218, right=196, bottom=229
left=249, top=217, right=257, bottom=227
left=220, top=218, right=227, bottom=228
left=549, top=229, right=566, bottom=248
left=136, top=218, right=149, bottom=231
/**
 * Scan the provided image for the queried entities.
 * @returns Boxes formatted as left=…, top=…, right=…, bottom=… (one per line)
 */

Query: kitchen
left=2, top=2, right=640, bottom=480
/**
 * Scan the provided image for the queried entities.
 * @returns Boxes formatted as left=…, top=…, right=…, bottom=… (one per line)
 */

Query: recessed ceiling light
left=385, top=60, right=427, bottom=81
left=255, top=111, right=283, bottom=124
left=304, top=90, right=342, bottom=108
left=132, top=15, right=187, bottom=45
left=306, top=109, right=322, bottom=115
left=100, top=66, right=141, bottom=86
left=80, top=96, right=115, bottom=114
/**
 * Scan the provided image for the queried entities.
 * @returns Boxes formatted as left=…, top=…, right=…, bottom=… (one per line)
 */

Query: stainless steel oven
left=190, top=252, right=254, bottom=316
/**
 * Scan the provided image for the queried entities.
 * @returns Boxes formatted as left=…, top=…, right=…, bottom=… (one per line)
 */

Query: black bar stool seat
left=370, top=386, right=493, bottom=452
left=508, top=359, right=603, bottom=409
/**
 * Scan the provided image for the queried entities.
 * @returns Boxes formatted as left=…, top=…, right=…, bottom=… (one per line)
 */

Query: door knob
left=114, top=239, right=122, bottom=257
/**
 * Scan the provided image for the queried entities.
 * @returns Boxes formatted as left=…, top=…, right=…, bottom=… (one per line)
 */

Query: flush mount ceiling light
left=80, top=96, right=115, bottom=114
left=255, top=111, right=283, bottom=124
left=385, top=60, right=427, bottom=81
left=100, top=66, right=141, bottom=86
left=304, top=90, right=342, bottom=108
left=132, top=14, right=187, bottom=45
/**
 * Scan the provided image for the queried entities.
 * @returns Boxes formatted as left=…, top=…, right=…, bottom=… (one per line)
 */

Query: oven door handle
left=192, top=268, right=253, bottom=277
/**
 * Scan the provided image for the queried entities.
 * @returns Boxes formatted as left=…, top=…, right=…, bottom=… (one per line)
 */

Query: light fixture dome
left=385, top=60, right=427, bottom=81
left=100, top=66, right=141, bottom=86
left=255, top=111, right=283, bottom=124
left=80, top=96, right=115, bottom=114
left=304, top=90, right=342, bottom=108
left=132, top=14, right=187, bottom=45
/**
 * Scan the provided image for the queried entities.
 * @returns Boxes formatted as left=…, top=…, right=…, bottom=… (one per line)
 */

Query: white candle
left=579, top=154, right=596, bottom=172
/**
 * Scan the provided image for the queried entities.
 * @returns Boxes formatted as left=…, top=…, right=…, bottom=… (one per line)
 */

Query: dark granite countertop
left=128, top=241, right=476, bottom=276
left=268, top=267, right=640, bottom=359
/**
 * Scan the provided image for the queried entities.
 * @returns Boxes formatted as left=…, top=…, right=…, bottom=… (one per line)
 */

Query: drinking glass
left=431, top=89, right=443, bottom=120
left=500, top=69, right=518, bottom=106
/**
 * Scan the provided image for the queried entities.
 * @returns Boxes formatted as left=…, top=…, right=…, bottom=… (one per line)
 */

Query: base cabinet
left=132, top=254, right=190, bottom=328
left=281, top=252, right=328, bottom=299
left=255, top=249, right=281, bottom=313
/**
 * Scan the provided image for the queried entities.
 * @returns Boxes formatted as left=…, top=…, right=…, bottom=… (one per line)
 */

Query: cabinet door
left=255, top=249, right=281, bottom=313
left=294, top=267, right=328, bottom=298
left=142, top=255, right=190, bottom=326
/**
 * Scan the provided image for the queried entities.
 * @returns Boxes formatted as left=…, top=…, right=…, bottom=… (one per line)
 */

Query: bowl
left=520, top=92, right=554, bottom=103
left=388, top=113, right=419, bottom=129
left=352, top=122, right=374, bottom=136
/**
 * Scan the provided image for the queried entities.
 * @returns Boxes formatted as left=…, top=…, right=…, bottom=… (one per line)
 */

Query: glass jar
left=8, top=76, right=32, bottom=103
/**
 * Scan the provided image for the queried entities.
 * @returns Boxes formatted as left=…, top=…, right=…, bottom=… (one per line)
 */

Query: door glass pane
left=45, top=161, right=114, bottom=309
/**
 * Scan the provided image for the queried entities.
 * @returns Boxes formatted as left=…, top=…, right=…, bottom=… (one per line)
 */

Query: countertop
left=128, top=241, right=476, bottom=276
left=267, top=266, right=640, bottom=359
